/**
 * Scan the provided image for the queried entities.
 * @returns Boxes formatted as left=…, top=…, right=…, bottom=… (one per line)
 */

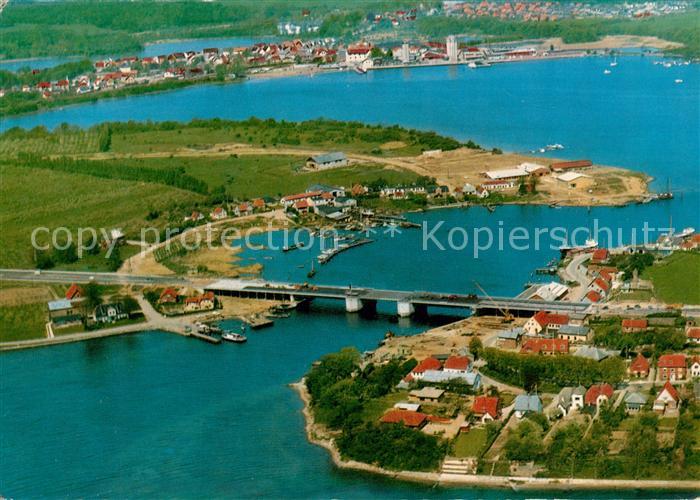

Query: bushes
left=482, top=348, right=625, bottom=390
left=336, top=422, right=446, bottom=472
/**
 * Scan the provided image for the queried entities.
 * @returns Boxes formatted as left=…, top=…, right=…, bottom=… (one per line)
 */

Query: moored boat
left=222, top=331, right=247, bottom=343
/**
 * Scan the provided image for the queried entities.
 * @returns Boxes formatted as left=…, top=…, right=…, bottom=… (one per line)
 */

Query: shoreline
left=291, top=378, right=700, bottom=492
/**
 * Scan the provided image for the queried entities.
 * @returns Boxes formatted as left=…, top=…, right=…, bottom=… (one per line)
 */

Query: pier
left=318, top=238, right=373, bottom=265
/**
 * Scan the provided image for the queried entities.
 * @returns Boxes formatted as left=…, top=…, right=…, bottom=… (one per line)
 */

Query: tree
left=518, top=180, right=528, bottom=196
left=469, top=337, right=483, bottom=359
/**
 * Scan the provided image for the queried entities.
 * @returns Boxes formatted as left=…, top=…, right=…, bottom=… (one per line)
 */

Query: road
left=0, top=268, right=192, bottom=286
left=560, top=253, right=592, bottom=301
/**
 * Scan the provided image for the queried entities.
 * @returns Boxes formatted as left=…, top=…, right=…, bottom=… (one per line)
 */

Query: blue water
left=1, top=56, right=699, bottom=497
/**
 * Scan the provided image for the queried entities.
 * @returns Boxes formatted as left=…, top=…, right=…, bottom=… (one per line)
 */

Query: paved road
left=561, top=253, right=593, bottom=301
left=0, top=269, right=191, bottom=286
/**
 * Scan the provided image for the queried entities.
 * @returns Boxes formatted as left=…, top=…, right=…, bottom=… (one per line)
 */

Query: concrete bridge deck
left=203, top=278, right=592, bottom=317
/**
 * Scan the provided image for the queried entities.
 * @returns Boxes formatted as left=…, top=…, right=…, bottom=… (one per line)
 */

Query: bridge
left=0, top=269, right=592, bottom=318
left=204, top=278, right=592, bottom=317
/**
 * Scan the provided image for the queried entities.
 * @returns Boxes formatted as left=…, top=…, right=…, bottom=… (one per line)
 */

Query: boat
left=558, top=238, right=598, bottom=256
left=222, top=331, right=247, bottom=343
left=467, top=61, right=477, bottom=69
left=486, top=204, right=496, bottom=213
left=610, top=57, right=618, bottom=67
left=354, top=66, right=367, bottom=75
left=603, top=69, right=612, bottom=75
left=545, top=143, right=564, bottom=151
left=276, top=302, right=298, bottom=312
left=307, top=260, right=316, bottom=279
left=675, top=79, right=684, bottom=84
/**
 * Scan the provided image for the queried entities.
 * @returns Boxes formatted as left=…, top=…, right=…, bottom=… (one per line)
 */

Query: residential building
left=523, top=311, right=569, bottom=336
left=628, top=353, right=650, bottom=378
left=94, top=303, right=128, bottom=324
left=420, top=370, right=481, bottom=389
left=690, top=356, right=700, bottom=378
left=443, top=355, right=471, bottom=374
left=624, top=391, right=648, bottom=413
left=557, top=324, right=591, bottom=343
left=409, top=387, right=445, bottom=403
left=497, top=327, right=523, bottom=349
left=472, top=396, right=499, bottom=423
left=65, top=283, right=83, bottom=300
left=622, top=318, right=648, bottom=333
left=557, top=385, right=586, bottom=416
left=573, top=345, right=615, bottom=362
left=410, top=357, right=442, bottom=379
left=584, top=383, right=614, bottom=408
left=591, top=248, right=609, bottom=264
left=513, top=394, right=543, bottom=418
left=184, top=292, right=216, bottom=312
left=159, top=287, right=179, bottom=304
left=653, top=381, right=680, bottom=414
left=520, top=338, right=569, bottom=355
left=380, top=409, right=427, bottom=428
left=686, top=326, right=700, bottom=345
left=210, top=207, right=228, bottom=220
left=657, top=353, right=687, bottom=381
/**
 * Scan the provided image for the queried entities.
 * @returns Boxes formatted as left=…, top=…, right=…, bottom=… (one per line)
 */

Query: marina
left=317, top=238, right=374, bottom=265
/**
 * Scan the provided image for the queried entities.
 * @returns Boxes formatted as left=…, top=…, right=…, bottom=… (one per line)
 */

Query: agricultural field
left=0, top=164, right=201, bottom=268
left=0, top=128, right=101, bottom=157
left=111, top=155, right=419, bottom=199
left=643, top=252, right=700, bottom=304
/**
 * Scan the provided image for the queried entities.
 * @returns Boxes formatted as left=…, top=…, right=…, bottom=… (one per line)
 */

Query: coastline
left=291, top=378, right=700, bottom=492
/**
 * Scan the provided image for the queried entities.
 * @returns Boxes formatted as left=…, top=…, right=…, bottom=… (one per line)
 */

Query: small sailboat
left=610, top=56, right=618, bottom=67
left=307, top=260, right=316, bottom=278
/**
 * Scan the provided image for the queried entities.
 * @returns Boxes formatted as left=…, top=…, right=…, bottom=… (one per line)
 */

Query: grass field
left=0, top=302, right=47, bottom=342
left=112, top=155, right=420, bottom=199
left=0, top=164, right=201, bottom=268
left=0, top=130, right=100, bottom=157
left=643, top=252, right=700, bottom=304
left=359, top=391, right=409, bottom=423
left=453, top=427, right=489, bottom=457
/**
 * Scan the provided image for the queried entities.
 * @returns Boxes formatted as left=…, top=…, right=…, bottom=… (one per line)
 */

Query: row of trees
left=305, top=348, right=445, bottom=471
left=481, top=347, right=625, bottom=390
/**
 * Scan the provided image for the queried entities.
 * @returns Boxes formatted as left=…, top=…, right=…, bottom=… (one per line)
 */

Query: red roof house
left=411, top=357, right=442, bottom=377
left=65, top=283, right=83, bottom=300
left=629, top=353, right=650, bottom=377
left=622, top=318, right=648, bottom=333
left=586, top=290, right=602, bottom=303
left=657, top=354, right=687, bottom=381
left=591, top=248, right=609, bottom=263
left=159, top=287, right=179, bottom=304
left=472, top=396, right=499, bottom=421
left=584, top=383, right=614, bottom=407
left=520, top=338, right=569, bottom=355
left=686, top=326, right=700, bottom=344
left=380, top=409, right=427, bottom=428
left=444, top=355, right=470, bottom=373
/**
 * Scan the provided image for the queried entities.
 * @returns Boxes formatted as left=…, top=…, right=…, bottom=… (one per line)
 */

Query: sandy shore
left=291, top=379, right=700, bottom=491
left=541, top=35, right=683, bottom=52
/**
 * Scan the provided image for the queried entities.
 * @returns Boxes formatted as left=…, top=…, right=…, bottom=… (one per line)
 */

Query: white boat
left=354, top=66, right=367, bottom=75
left=545, top=143, right=564, bottom=151
left=468, top=61, right=477, bottom=69
left=222, top=331, right=247, bottom=343
left=603, top=69, right=611, bottom=75
left=610, top=57, right=618, bottom=67
left=675, top=79, right=684, bottom=84
left=558, top=238, right=598, bottom=254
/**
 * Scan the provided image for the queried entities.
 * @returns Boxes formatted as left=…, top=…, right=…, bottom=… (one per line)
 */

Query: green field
left=112, top=155, right=419, bottom=199
left=0, top=302, right=47, bottom=342
left=453, top=427, right=489, bottom=457
left=643, top=252, right=700, bottom=304
left=0, top=164, right=201, bottom=268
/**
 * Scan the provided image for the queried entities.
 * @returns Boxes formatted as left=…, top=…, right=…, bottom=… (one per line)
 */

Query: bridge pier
left=345, top=294, right=364, bottom=313
left=397, top=300, right=414, bottom=318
